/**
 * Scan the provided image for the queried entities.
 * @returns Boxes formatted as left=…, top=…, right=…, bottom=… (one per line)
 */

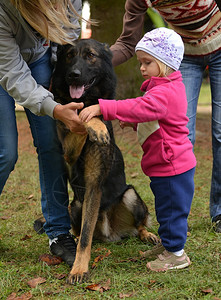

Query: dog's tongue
left=69, top=85, right=84, bottom=99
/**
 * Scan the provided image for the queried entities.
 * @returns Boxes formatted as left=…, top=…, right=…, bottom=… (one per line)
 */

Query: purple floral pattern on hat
left=135, top=28, right=184, bottom=71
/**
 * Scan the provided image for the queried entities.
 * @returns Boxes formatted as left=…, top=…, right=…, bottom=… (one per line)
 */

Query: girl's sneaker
left=146, top=250, right=191, bottom=272
left=140, top=243, right=165, bottom=259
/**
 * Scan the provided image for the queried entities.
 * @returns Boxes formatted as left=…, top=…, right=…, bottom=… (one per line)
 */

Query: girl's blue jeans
left=180, top=50, right=221, bottom=220
left=0, top=50, right=71, bottom=239
left=150, top=168, right=195, bottom=252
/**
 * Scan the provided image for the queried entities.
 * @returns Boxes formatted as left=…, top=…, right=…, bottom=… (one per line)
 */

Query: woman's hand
left=53, top=102, right=86, bottom=134
left=79, top=104, right=101, bottom=122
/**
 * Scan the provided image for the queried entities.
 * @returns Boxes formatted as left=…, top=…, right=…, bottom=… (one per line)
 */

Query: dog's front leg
left=67, top=187, right=101, bottom=284
left=67, top=143, right=110, bottom=284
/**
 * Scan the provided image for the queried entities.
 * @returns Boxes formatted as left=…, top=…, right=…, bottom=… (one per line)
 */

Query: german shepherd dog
left=48, top=39, right=158, bottom=283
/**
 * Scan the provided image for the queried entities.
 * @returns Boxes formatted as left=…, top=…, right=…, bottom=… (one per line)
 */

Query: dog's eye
left=87, top=52, right=96, bottom=59
left=67, top=53, right=74, bottom=59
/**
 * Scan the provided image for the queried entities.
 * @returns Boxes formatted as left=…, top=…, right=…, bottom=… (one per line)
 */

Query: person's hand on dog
left=53, top=102, right=86, bottom=134
left=119, top=121, right=135, bottom=129
left=79, top=104, right=101, bottom=123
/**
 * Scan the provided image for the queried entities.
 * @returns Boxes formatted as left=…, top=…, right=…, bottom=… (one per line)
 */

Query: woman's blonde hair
left=154, top=58, right=174, bottom=78
left=10, top=0, right=83, bottom=44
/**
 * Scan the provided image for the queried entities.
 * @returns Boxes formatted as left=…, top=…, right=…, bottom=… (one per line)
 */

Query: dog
left=36, top=39, right=158, bottom=284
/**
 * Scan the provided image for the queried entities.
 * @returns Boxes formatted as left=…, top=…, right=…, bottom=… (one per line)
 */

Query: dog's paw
left=67, top=271, right=89, bottom=284
left=142, top=232, right=160, bottom=245
left=87, top=127, right=110, bottom=145
left=84, top=117, right=110, bottom=145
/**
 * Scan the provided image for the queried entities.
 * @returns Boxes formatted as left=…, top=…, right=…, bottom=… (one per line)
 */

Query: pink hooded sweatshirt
left=99, top=71, right=196, bottom=177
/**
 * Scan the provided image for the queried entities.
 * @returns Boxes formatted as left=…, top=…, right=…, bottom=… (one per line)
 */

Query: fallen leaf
left=85, top=279, right=111, bottom=293
left=130, top=172, right=139, bottom=178
left=39, top=254, right=63, bottom=266
left=85, top=283, right=102, bottom=292
left=92, top=249, right=111, bottom=268
left=101, top=278, right=111, bottom=291
left=7, top=293, right=17, bottom=300
left=21, top=235, right=32, bottom=241
left=0, top=215, right=11, bottom=220
left=119, top=292, right=135, bottom=298
left=27, top=277, right=46, bottom=288
left=116, top=257, right=138, bottom=263
left=144, top=280, right=157, bottom=289
left=28, top=194, right=34, bottom=199
left=201, top=288, right=213, bottom=294
left=7, top=292, right=32, bottom=300
left=54, top=273, right=67, bottom=280
left=95, top=247, right=108, bottom=252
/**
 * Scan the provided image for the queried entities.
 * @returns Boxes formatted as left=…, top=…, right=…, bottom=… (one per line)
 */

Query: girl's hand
left=119, top=121, right=135, bottom=129
left=79, top=104, right=101, bottom=122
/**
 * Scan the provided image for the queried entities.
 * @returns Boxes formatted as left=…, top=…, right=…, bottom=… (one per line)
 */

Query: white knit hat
left=135, top=27, right=184, bottom=71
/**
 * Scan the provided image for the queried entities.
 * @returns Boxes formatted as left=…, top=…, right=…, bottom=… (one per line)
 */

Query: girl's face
left=136, top=51, right=160, bottom=80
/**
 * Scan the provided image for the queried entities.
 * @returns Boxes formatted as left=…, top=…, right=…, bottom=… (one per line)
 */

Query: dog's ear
left=56, top=43, right=74, bottom=59
left=102, top=43, right=111, bottom=52
left=56, top=45, right=64, bottom=59
left=101, top=43, right=113, bottom=58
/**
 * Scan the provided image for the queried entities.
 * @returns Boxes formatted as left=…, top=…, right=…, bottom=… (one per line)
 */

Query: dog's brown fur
left=38, top=39, right=158, bottom=283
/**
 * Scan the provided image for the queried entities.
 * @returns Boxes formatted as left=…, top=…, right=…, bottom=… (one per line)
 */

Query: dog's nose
left=68, top=69, right=81, bottom=80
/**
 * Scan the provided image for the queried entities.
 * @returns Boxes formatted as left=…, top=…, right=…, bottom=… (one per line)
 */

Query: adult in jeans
left=0, top=0, right=85, bottom=266
left=110, top=0, right=221, bottom=233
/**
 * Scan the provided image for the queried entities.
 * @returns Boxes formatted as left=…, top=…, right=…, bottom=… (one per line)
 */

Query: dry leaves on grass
left=200, top=288, right=221, bottom=300
left=116, top=257, right=139, bottom=263
left=27, top=277, right=46, bottom=288
left=92, top=247, right=111, bottom=269
left=130, top=172, right=139, bottom=178
left=85, top=278, right=111, bottom=293
left=0, top=215, right=11, bottom=220
left=7, top=292, right=32, bottom=300
left=21, top=235, right=32, bottom=241
left=39, top=253, right=63, bottom=266
left=54, top=273, right=67, bottom=280
left=201, top=288, right=213, bottom=294
left=119, top=291, right=135, bottom=298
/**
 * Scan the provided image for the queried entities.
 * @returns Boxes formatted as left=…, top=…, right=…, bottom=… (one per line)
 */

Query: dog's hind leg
left=120, top=186, right=159, bottom=244
left=67, top=142, right=111, bottom=284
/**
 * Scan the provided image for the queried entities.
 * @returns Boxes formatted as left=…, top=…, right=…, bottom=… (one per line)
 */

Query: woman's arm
left=110, top=0, right=148, bottom=66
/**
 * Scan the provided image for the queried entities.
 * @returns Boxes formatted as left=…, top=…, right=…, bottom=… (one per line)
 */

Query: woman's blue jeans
left=0, top=51, right=71, bottom=239
left=180, top=50, right=221, bottom=220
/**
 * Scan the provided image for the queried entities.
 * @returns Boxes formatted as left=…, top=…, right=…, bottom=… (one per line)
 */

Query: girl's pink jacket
left=99, top=71, right=196, bottom=177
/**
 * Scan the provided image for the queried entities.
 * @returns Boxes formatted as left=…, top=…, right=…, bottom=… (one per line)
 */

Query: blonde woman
left=0, top=0, right=84, bottom=266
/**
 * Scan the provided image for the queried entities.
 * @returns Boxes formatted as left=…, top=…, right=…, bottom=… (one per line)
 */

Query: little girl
left=79, top=27, right=197, bottom=272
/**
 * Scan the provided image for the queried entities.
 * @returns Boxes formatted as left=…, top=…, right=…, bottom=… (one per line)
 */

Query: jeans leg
left=208, top=50, right=221, bottom=219
left=27, top=50, right=70, bottom=238
left=0, top=87, right=18, bottom=194
left=25, top=110, right=71, bottom=238
left=179, top=55, right=205, bottom=146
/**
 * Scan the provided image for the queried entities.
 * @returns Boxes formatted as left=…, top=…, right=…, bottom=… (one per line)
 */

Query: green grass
left=0, top=85, right=220, bottom=299
left=198, top=82, right=211, bottom=106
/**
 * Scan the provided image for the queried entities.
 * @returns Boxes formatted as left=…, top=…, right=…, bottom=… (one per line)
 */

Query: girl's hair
left=154, top=58, right=174, bottom=78
left=10, top=0, right=83, bottom=44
